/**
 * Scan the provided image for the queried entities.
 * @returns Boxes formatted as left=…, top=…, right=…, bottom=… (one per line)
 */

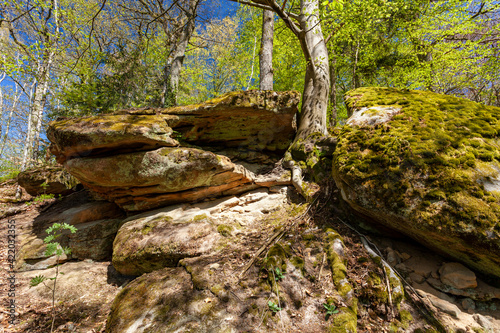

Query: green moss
left=141, top=224, right=153, bottom=235
left=290, top=256, right=305, bottom=274
left=327, top=299, right=358, bottom=333
left=190, top=214, right=208, bottom=222
left=217, top=224, right=233, bottom=237
left=263, top=243, right=288, bottom=272
left=337, top=87, right=500, bottom=278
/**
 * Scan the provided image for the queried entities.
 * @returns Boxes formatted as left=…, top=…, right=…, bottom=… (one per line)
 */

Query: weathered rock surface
left=17, top=165, right=80, bottom=196
left=160, top=90, right=299, bottom=154
left=47, top=90, right=298, bottom=211
left=112, top=188, right=288, bottom=276
left=15, top=191, right=124, bottom=271
left=66, top=147, right=259, bottom=212
left=334, top=87, right=500, bottom=281
left=48, top=90, right=299, bottom=164
left=439, top=262, right=477, bottom=290
left=47, top=114, right=179, bottom=164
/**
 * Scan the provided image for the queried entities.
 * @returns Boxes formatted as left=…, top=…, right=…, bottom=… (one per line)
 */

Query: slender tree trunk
left=20, top=79, right=37, bottom=171
left=246, top=36, right=257, bottom=90
left=329, top=55, right=337, bottom=127
left=260, top=9, right=274, bottom=90
left=0, top=83, right=23, bottom=159
left=352, top=40, right=360, bottom=89
left=162, top=0, right=199, bottom=107
left=295, top=0, right=330, bottom=140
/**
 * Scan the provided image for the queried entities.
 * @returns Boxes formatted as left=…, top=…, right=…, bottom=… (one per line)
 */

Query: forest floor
left=0, top=179, right=499, bottom=332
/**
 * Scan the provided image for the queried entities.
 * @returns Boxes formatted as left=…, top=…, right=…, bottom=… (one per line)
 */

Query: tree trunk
left=0, top=82, right=22, bottom=159
left=329, top=55, right=337, bottom=127
left=295, top=0, right=330, bottom=140
left=259, top=9, right=274, bottom=90
left=162, top=0, right=199, bottom=107
left=246, top=36, right=258, bottom=90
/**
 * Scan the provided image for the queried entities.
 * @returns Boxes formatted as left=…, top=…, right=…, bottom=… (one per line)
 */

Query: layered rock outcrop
left=333, top=87, right=500, bottom=281
left=17, top=165, right=80, bottom=196
left=47, top=90, right=299, bottom=211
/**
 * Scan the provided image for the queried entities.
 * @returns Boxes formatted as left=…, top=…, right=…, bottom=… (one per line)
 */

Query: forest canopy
left=0, top=0, right=499, bottom=177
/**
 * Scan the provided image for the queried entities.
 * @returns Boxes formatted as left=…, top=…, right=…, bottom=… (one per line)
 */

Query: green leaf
left=30, top=275, right=47, bottom=287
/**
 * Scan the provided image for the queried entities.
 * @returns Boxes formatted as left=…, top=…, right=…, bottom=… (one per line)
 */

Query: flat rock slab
left=48, top=114, right=178, bottom=163
left=48, top=90, right=299, bottom=164
left=439, top=262, right=477, bottom=290
left=17, top=165, right=80, bottom=196
left=160, top=90, right=299, bottom=153
left=334, top=87, right=500, bottom=281
left=66, top=147, right=257, bottom=211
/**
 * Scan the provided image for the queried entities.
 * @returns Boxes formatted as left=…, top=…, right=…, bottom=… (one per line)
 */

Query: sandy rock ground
left=0, top=179, right=499, bottom=332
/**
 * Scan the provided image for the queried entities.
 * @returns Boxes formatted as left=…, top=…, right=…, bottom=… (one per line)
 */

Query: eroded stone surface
left=439, top=262, right=477, bottom=290
left=112, top=188, right=288, bottom=276
left=17, top=165, right=80, bottom=196
left=48, top=114, right=178, bottom=163
left=66, top=147, right=261, bottom=211
left=15, top=191, right=124, bottom=271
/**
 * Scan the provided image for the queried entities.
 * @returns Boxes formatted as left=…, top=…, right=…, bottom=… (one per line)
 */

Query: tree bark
left=162, top=0, right=199, bottom=107
left=329, top=55, right=337, bottom=127
left=260, top=9, right=274, bottom=90
left=295, top=0, right=330, bottom=140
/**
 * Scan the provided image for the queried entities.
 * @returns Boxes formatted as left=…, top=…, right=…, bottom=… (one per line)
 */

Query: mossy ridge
left=324, top=227, right=358, bottom=332
left=336, top=87, right=500, bottom=254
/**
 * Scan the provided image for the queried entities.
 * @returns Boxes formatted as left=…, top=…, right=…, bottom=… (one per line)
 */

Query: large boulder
left=333, top=87, right=500, bottom=281
left=112, top=187, right=288, bottom=276
left=48, top=90, right=299, bottom=164
left=17, top=165, right=80, bottom=196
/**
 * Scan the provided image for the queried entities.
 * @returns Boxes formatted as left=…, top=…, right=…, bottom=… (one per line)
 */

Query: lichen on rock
left=334, top=87, right=500, bottom=281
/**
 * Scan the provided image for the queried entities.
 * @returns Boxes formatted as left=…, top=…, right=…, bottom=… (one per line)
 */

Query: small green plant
left=268, top=301, right=281, bottom=313
left=40, top=181, right=49, bottom=193
left=30, top=223, right=77, bottom=333
left=26, top=193, right=55, bottom=206
left=274, top=267, right=285, bottom=281
left=323, top=303, right=339, bottom=320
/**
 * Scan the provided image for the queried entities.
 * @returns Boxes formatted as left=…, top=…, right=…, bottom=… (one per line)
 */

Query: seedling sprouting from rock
left=30, top=222, right=77, bottom=333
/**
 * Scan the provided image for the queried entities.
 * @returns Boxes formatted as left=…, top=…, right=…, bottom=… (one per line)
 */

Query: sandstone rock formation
left=47, top=90, right=298, bottom=211
left=112, top=187, right=288, bottom=276
left=333, top=87, right=500, bottom=281
left=15, top=191, right=124, bottom=271
left=17, top=165, right=80, bottom=196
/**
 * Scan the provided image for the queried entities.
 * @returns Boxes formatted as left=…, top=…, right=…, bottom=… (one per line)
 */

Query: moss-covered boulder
left=47, top=114, right=179, bottom=163
left=105, top=267, right=230, bottom=333
left=66, top=147, right=259, bottom=211
left=17, top=165, right=80, bottom=196
left=333, top=87, right=500, bottom=281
